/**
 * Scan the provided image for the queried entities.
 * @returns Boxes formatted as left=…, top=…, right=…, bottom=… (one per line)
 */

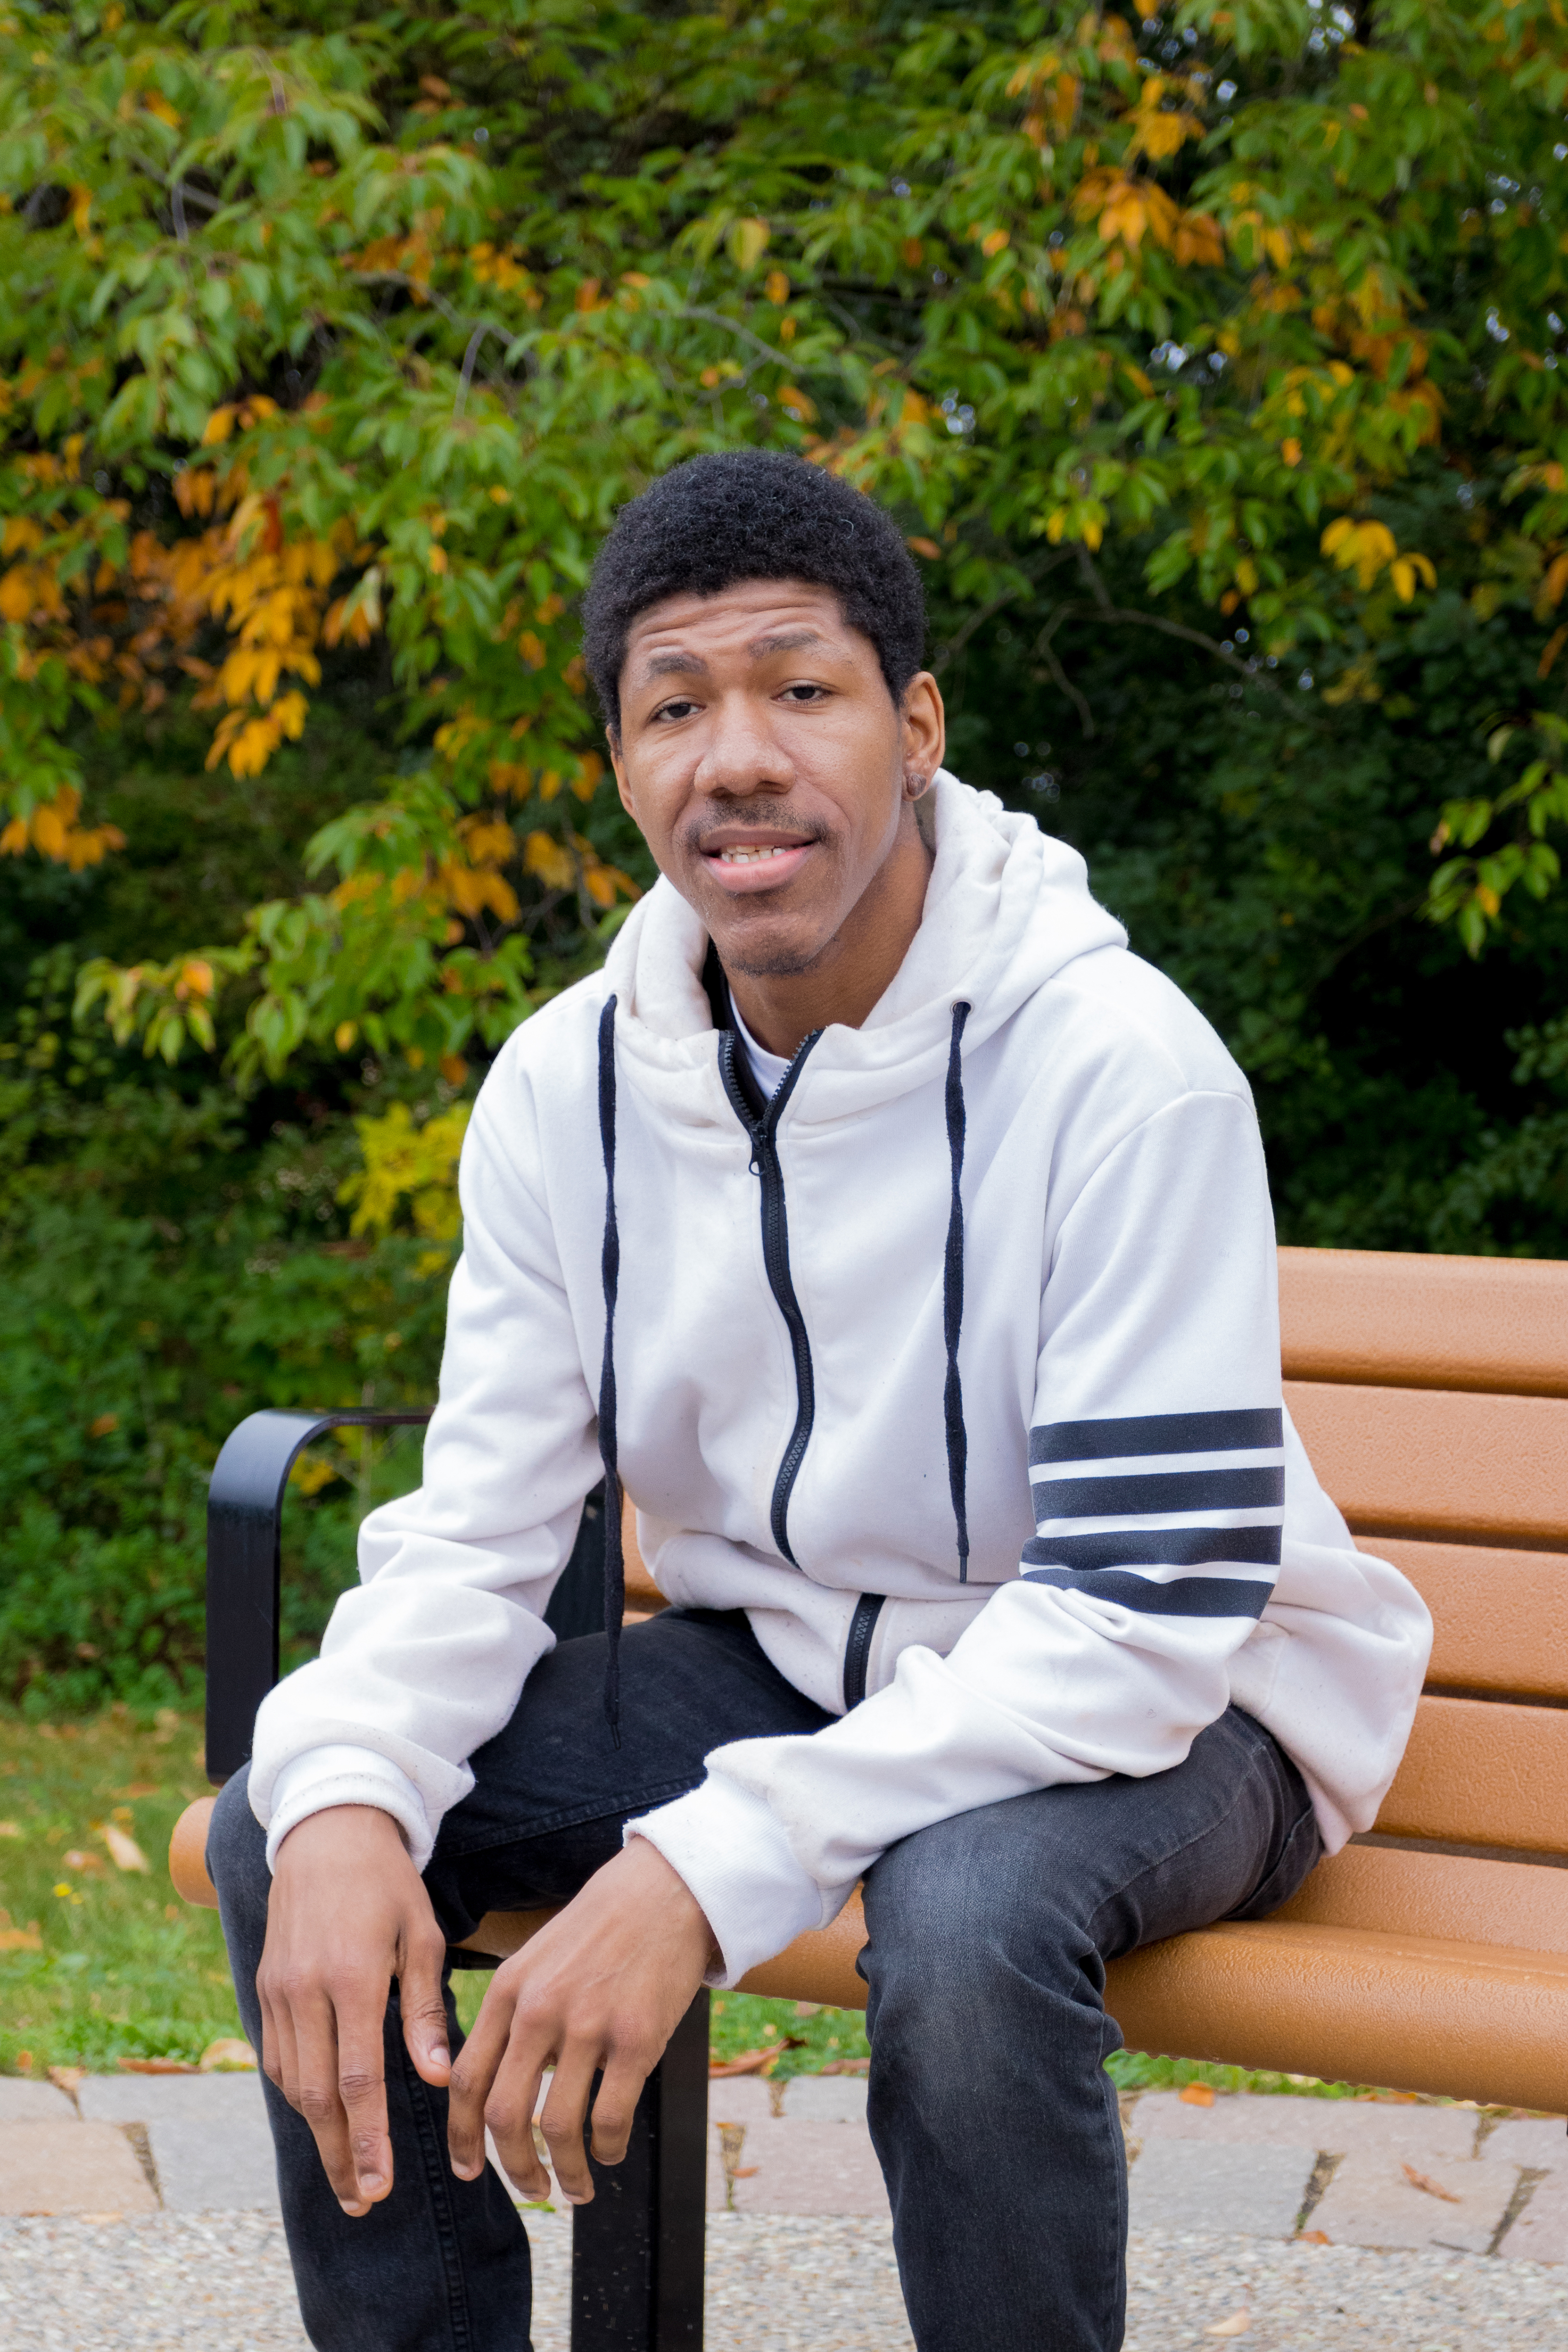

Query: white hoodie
left=251, top=776, right=1431, bottom=1981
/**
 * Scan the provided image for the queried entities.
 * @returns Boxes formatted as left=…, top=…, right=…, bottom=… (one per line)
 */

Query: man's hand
left=258, top=1805, right=450, bottom=2217
left=447, top=1838, right=715, bottom=2205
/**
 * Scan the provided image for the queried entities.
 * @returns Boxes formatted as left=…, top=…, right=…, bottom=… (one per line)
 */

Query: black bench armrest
left=204, top=1409, right=704, bottom=2349
left=205, top=1408, right=432, bottom=1783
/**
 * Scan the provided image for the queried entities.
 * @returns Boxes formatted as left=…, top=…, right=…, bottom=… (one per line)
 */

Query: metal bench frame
left=206, top=1406, right=708, bottom=2352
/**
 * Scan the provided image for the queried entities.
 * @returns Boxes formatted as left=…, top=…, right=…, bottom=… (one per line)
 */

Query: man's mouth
left=697, top=833, right=818, bottom=893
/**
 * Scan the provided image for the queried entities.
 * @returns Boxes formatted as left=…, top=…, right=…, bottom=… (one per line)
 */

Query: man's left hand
left=446, top=1837, right=716, bottom=2204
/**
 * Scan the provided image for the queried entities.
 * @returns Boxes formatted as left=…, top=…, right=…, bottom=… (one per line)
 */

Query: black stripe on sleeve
left=1022, top=1525, right=1282, bottom=1571
left=1031, top=1465, right=1285, bottom=1521
left=1029, top=1408, right=1284, bottom=1467
left=1021, top=1567, right=1273, bottom=1619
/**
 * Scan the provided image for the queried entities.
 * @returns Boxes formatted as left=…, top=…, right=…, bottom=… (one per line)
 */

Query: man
left=210, top=449, right=1430, bottom=2352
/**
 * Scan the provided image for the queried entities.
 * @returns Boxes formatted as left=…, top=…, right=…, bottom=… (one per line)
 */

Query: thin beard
left=722, top=942, right=822, bottom=978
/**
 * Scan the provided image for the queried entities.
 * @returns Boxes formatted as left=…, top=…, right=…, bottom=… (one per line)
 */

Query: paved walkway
left=0, top=2072, right=1564, bottom=2346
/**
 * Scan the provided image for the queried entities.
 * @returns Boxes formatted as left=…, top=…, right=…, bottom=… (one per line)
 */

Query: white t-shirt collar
left=728, top=994, right=793, bottom=1100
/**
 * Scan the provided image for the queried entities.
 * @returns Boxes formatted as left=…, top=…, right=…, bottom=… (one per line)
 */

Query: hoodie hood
left=602, top=772, right=1126, bottom=1123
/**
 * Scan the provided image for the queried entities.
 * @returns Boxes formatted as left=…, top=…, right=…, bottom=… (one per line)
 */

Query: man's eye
left=781, top=684, right=828, bottom=704
left=654, top=698, right=699, bottom=722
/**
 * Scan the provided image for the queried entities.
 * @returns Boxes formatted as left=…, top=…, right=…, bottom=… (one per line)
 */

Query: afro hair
left=581, top=449, right=926, bottom=731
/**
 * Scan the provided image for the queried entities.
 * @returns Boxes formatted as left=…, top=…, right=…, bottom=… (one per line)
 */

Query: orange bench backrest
left=1279, top=1246, right=1568, bottom=1861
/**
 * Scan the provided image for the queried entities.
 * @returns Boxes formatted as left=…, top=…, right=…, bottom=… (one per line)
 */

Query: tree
left=3, top=0, right=1566, bottom=1089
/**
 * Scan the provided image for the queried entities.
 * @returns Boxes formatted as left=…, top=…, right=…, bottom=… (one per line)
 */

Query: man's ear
left=607, top=723, right=637, bottom=819
left=899, top=670, right=946, bottom=785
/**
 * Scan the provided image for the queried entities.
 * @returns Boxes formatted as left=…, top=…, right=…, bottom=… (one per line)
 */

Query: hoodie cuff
left=628, top=1775, right=831, bottom=1987
left=260, top=1745, right=434, bottom=1874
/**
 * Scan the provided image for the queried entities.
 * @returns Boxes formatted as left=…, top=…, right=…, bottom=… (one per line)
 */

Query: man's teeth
left=716, top=844, right=797, bottom=864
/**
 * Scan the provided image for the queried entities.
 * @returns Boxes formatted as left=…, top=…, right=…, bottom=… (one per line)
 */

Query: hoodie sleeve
left=631, top=1085, right=1290, bottom=1984
left=245, top=1076, right=604, bottom=1867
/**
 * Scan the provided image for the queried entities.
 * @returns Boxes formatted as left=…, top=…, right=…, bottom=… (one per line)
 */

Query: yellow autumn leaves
left=440, top=809, right=632, bottom=920
left=0, top=784, right=124, bottom=872
left=339, top=1100, right=471, bottom=1242
left=1321, top=518, right=1437, bottom=602
left=1125, top=74, right=1204, bottom=164
left=1074, top=172, right=1226, bottom=269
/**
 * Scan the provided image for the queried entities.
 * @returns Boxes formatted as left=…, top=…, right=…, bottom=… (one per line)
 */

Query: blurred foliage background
left=2, top=0, right=1568, bottom=1713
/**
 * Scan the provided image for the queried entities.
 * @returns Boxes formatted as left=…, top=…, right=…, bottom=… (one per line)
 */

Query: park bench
left=171, top=1242, right=1568, bottom=2347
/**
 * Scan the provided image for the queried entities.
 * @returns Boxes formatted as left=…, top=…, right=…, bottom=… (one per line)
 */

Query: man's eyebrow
left=747, top=629, right=824, bottom=658
left=639, top=650, right=711, bottom=683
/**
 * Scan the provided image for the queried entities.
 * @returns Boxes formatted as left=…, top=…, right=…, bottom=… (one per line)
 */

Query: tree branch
left=666, top=303, right=803, bottom=370
left=1076, top=545, right=1115, bottom=613
left=347, top=274, right=527, bottom=405
left=1034, top=605, right=1096, bottom=737
left=453, top=324, right=495, bottom=417
left=1092, top=606, right=1293, bottom=699
left=931, top=552, right=1075, bottom=675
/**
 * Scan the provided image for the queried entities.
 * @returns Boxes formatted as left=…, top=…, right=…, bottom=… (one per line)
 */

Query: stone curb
left=0, top=2075, right=1562, bottom=2259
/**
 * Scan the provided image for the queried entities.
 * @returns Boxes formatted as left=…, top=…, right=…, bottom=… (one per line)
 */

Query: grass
left=0, top=1706, right=1408, bottom=2101
left=0, top=1707, right=877, bottom=2082
left=0, top=1705, right=242, bottom=2075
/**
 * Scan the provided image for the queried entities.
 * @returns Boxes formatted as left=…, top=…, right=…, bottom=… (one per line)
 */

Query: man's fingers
left=333, top=2000, right=395, bottom=2213
left=288, top=1991, right=366, bottom=2213
left=540, top=2051, right=607, bottom=2205
left=447, top=1983, right=516, bottom=2183
left=483, top=2057, right=551, bottom=2202
left=588, top=2050, right=653, bottom=2171
left=257, top=1980, right=299, bottom=2110
left=398, top=1932, right=453, bottom=2087
left=256, top=1807, right=445, bottom=2218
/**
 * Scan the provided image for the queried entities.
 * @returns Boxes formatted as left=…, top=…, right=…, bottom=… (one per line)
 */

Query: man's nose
left=691, top=690, right=791, bottom=795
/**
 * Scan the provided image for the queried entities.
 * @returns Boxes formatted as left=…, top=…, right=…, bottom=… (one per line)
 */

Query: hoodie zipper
left=841, top=1592, right=886, bottom=1711
left=717, top=1026, right=822, bottom=1566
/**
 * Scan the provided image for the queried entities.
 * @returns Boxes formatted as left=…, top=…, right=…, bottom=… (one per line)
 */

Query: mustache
left=680, top=801, right=831, bottom=858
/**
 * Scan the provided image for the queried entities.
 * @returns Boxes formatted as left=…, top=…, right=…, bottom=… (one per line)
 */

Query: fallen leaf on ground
left=1179, top=2082, right=1216, bottom=2107
left=0, top=1927, right=42, bottom=1950
left=115, top=1784, right=160, bottom=1799
left=118, top=2056, right=198, bottom=2075
left=710, top=2049, right=776, bottom=2078
left=199, top=2037, right=257, bottom=2071
left=1402, top=2163, right=1462, bottom=2203
left=733, top=2165, right=760, bottom=2178
left=48, top=2066, right=85, bottom=2093
left=818, top=2058, right=870, bottom=2075
left=100, top=1824, right=149, bottom=1873
left=1296, top=2229, right=1331, bottom=2245
left=1205, top=2313, right=1251, bottom=2338
left=62, top=1849, right=104, bottom=1872
left=710, top=2032, right=808, bottom=2078
left=0, top=1820, right=20, bottom=1837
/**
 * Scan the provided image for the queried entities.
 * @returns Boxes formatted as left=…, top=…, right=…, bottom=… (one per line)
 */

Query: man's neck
left=720, top=809, right=934, bottom=1060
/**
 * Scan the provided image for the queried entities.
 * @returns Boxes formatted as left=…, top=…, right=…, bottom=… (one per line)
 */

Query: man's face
left=608, top=579, right=943, bottom=977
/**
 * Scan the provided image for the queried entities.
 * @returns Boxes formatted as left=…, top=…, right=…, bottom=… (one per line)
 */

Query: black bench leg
left=570, top=1990, right=710, bottom=2351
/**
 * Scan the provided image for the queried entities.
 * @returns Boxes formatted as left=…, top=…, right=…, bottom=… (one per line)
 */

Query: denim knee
left=862, top=1804, right=1086, bottom=2025
left=207, top=1769, right=271, bottom=1926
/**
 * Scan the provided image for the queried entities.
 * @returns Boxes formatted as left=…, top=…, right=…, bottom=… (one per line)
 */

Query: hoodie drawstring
left=596, top=994, right=624, bottom=1743
left=592, top=986, right=975, bottom=1737
left=943, top=1001, right=972, bottom=1583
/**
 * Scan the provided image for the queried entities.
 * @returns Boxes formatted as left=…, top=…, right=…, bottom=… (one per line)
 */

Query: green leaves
left=0, top=0, right=1561, bottom=1081
left=1429, top=710, right=1568, bottom=952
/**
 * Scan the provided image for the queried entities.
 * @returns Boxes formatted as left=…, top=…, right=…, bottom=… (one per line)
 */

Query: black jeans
left=208, top=1605, right=1322, bottom=2352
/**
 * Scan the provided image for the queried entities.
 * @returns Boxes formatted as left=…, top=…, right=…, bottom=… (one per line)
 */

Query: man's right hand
left=257, top=1804, right=451, bottom=2217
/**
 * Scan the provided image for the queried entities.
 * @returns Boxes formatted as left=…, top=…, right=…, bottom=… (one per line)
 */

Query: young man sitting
left=209, top=449, right=1430, bottom=2352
